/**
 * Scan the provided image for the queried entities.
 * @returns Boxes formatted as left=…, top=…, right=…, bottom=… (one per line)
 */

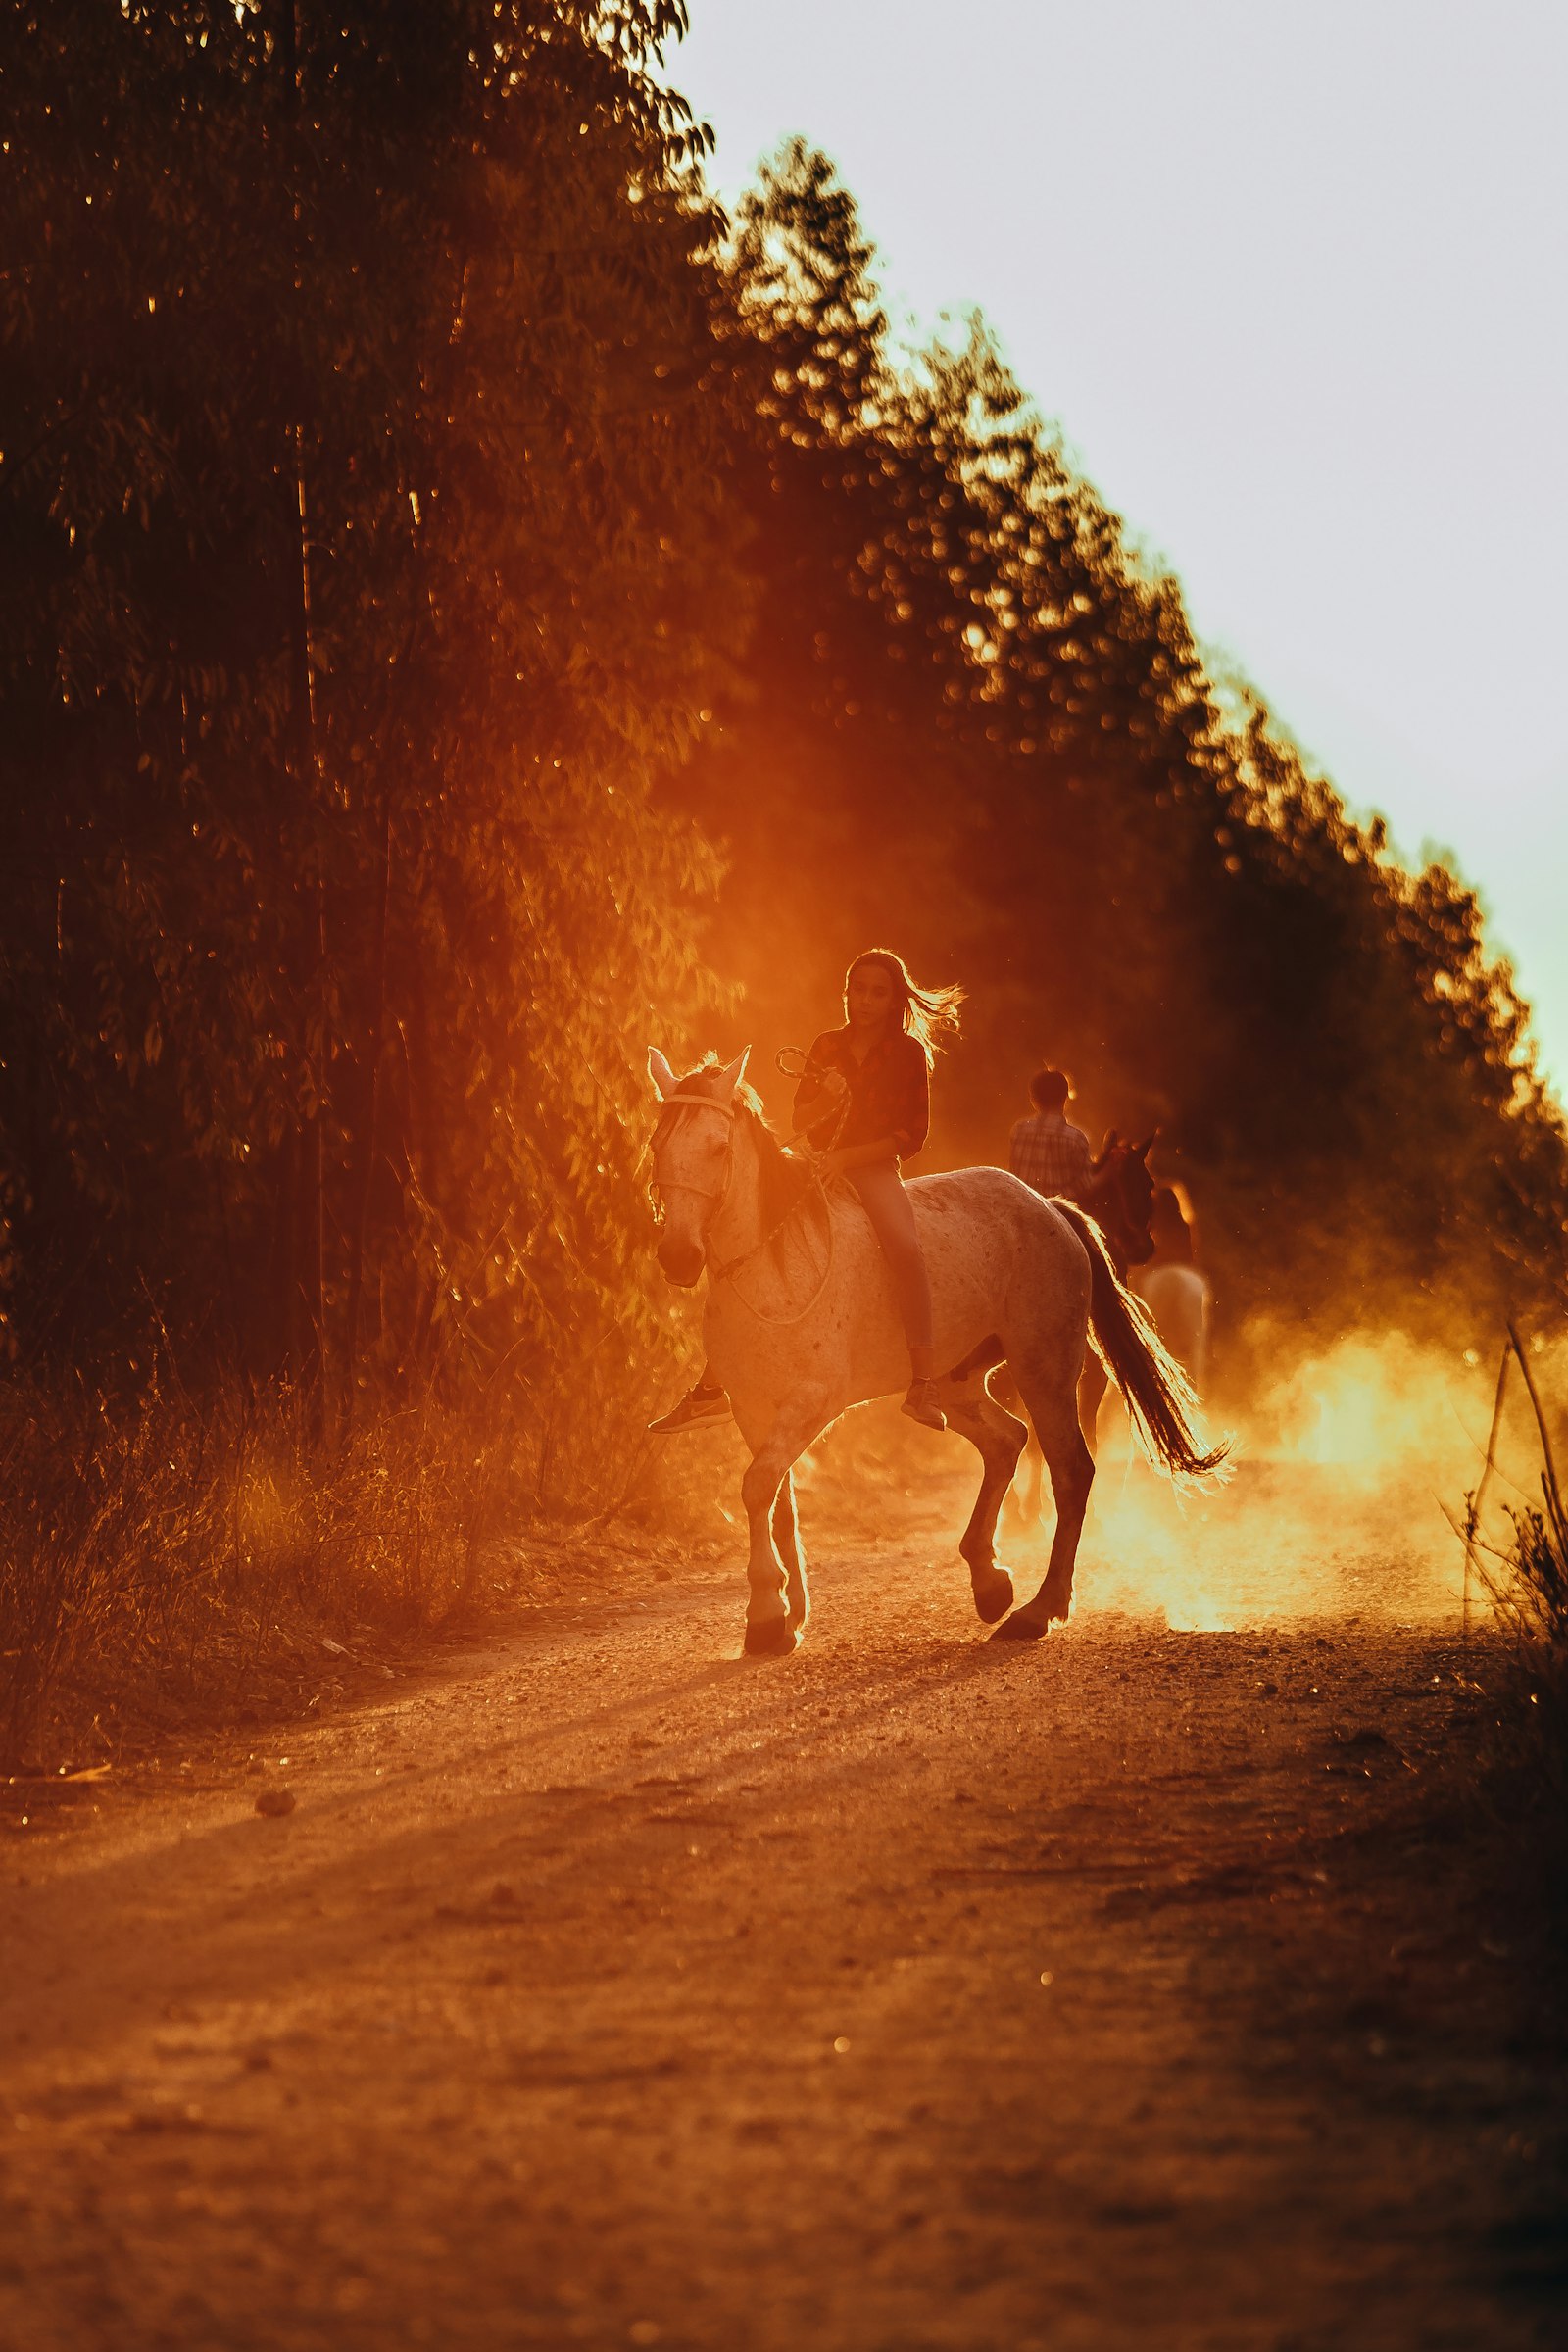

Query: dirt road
left=3, top=1466, right=1565, bottom=2351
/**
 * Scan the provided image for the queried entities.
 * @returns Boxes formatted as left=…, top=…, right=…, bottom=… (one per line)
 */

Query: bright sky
left=667, top=0, right=1568, bottom=1097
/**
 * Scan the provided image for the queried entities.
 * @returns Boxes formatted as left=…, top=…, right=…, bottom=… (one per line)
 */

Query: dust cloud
left=1077, top=1328, right=1496, bottom=1632
left=649, top=1325, right=1549, bottom=1639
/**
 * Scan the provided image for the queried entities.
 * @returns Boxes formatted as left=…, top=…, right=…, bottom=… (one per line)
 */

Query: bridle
left=1083, top=1144, right=1154, bottom=1278
left=649, top=1095, right=738, bottom=1224
left=648, top=1079, right=839, bottom=1308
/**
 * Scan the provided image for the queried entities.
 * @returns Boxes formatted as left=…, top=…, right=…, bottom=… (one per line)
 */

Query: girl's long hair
left=845, top=949, right=964, bottom=1068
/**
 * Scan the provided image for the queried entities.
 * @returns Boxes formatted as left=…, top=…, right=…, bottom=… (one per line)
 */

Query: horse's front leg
left=739, top=1390, right=831, bottom=1658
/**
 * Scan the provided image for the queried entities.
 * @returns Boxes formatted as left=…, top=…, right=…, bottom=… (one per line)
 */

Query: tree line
left=2, top=4, right=1561, bottom=1419
left=679, top=143, right=1567, bottom=1350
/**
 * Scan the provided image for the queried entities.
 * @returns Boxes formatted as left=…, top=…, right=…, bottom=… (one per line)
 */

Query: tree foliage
left=1, top=68, right=1561, bottom=1414
left=674, top=142, right=1566, bottom=1341
left=1, top=1, right=744, bottom=1396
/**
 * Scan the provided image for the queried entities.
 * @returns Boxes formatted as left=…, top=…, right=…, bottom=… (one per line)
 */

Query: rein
left=649, top=1050, right=849, bottom=1322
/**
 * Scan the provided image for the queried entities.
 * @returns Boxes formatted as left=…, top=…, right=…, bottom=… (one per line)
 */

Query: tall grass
left=0, top=1354, right=668, bottom=1766
left=1458, top=1327, right=1568, bottom=1821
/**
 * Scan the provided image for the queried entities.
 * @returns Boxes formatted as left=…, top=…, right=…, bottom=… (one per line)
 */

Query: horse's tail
left=1053, top=1201, right=1231, bottom=1485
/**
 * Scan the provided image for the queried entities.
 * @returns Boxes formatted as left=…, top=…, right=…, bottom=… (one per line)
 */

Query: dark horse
left=1004, top=1132, right=1157, bottom=1528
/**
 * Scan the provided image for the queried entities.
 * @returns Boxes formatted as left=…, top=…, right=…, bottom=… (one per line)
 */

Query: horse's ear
left=1134, top=1131, right=1156, bottom=1160
left=647, top=1047, right=678, bottom=1101
left=718, top=1047, right=751, bottom=1101
left=1101, top=1126, right=1121, bottom=1154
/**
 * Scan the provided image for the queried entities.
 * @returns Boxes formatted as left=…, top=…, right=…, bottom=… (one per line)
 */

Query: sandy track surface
left=3, top=1481, right=1565, bottom=2351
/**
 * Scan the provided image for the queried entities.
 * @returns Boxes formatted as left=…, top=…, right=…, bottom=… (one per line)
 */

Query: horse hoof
left=743, top=1618, right=799, bottom=1658
left=971, top=1569, right=1014, bottom=1625
left=990, top=1611, right=1048, bottom=1642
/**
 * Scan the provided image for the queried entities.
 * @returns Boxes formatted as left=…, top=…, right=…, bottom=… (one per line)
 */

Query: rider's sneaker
left=647, top=1383, right=731, bottom=1436
left=901, top=1378, right=948, bottom=1432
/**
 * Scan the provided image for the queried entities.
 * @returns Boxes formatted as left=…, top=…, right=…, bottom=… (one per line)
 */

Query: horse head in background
left=1084, top=1130, right=1158, bottom=1277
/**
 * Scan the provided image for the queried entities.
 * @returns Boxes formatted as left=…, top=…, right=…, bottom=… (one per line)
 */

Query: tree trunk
left=343, top=792, right=392, bottom=1419
left=265, top=1, right=327, bottom=1433
left=268, top=1125, right=299, bottom=1380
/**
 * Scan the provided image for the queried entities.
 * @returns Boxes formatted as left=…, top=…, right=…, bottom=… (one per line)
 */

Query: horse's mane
left=659, top=1055, right=812, bottom=1232
left=743, top=1099, right=813, bottom=1231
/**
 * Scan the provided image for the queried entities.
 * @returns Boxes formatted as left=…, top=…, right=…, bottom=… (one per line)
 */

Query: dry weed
left=0, top=1353, right=667, bottom=1764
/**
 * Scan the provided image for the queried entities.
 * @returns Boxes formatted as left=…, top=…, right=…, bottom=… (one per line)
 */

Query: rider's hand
left=816, top=1069, right=849, bottom=1102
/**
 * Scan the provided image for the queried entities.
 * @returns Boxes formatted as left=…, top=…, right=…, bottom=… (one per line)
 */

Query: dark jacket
left=794, top=1026, right=931, bottom=1162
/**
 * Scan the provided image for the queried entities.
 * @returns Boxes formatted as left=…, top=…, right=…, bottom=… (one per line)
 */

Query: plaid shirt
left=794, top=1026, right=931, bottom=1161
left=1009, top=1110, right=1093, bottom=1201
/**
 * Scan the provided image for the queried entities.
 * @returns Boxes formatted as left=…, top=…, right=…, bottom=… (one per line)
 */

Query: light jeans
left=848, top=1158, right=933, bottom=1354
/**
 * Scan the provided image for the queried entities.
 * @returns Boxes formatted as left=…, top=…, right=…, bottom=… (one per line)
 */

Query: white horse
left=648, top=1048, right=1225, bottom=1654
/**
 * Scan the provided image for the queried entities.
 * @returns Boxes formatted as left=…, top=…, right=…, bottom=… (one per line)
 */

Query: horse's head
left=647, top=1046, right=751, bottom=1287
left=1087, top=1131, right=1157, bottom=1271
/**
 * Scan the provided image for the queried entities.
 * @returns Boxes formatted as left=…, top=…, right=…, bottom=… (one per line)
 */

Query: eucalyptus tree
left=0, top=2, right=745, bottom=1399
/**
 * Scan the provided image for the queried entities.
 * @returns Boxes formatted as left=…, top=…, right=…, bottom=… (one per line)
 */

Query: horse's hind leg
left=771, top=1469, right=809, bottom=1635
left=1078, top=1350, right=1109, bottom=1455
left=942, top=1372, right=1026, bottom=1625
left=1011, top=1424, right=1046, bottom=1525
left=994, top=1364, right=1095, bottom=1642
left=991, top=1365, right=1044, bottom=1529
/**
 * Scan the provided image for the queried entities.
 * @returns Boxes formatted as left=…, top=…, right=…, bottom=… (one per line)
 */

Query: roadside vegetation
left=2, top=5, right=1565, bottom=1759
left=1458, top=1335, right=1568, bottom=1907
left=0, top=1354, right=682, bottom=1767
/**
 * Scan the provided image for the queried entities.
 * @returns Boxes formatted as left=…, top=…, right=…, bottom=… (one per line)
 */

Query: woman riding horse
left=645, top=1047, right=1225, bottom=1652
left=648, top=948, right=962, bottom=1435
